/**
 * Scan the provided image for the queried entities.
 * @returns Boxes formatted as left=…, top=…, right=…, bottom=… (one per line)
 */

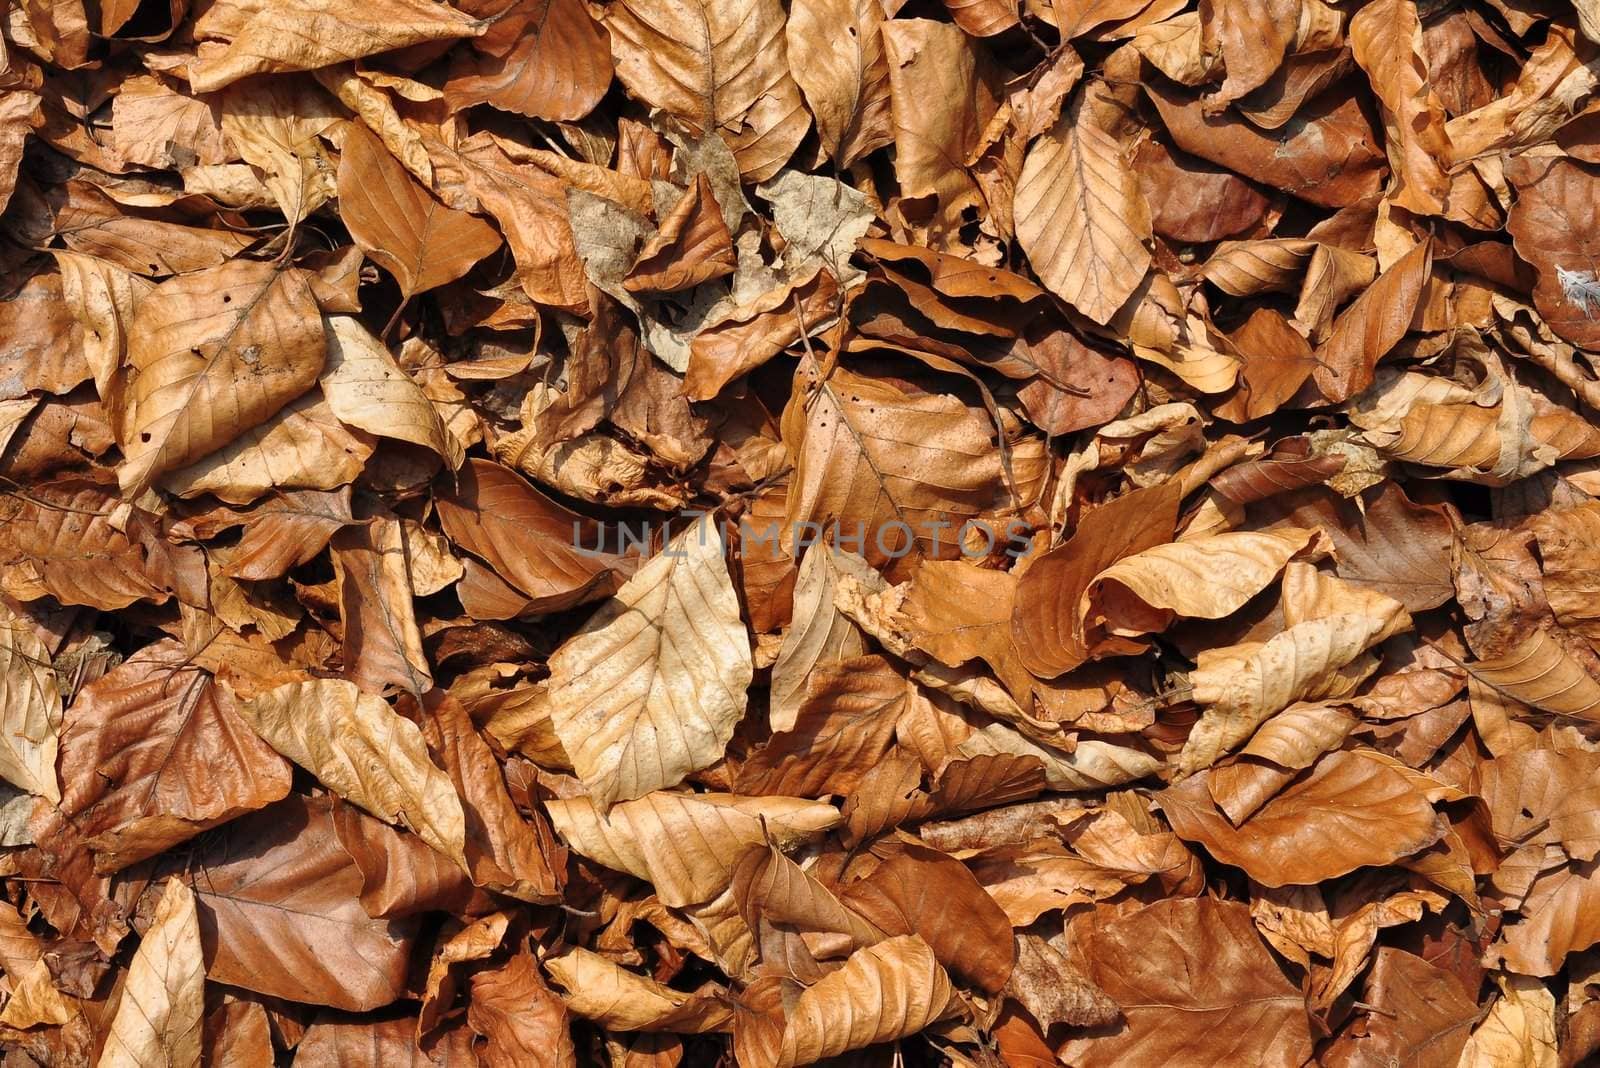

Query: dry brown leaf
left=1180, top=569, right=1410, bottom=775
left=1159, top=750, right=1443, bottom=886
left=162, top=391, right=373, bottom=504
left=840, top=841, right=1014, bottom=992
left=178, top=796, right=417, bottom=1010
left=1012, top=480, right=1182, bottom=677
left=119, top=260, right=325, bottom=496
left=331, top=519, right=434, bottom=698
left=768, top=546, right=875, bottom=732
left=320, top=316, right=464, bottom=468
left=1349, top=0, right=1452, bottom=216
left=737, top=654, right=902, bottom=797
left=782, top=360, right=1044, bottom=581
left=882, top=19, right=998, bottom=230
left=785, top=0, right=892, bottom=166
left=1057, top=897, right=1313, bottom=1068
left=435, top=458, right=626, bottom=617
left=337, top=122, right=502, bottom=300
left=1322, top=947, right=1479, bottom=1068
left=237, top=679, right=467, bottom=867
left=1007, top=933, right=1117, bottom=1030
left=1312, top=239, right=1432, bottom=402
left=189, top=0, right=484, bottom=92
left=1463, top=628, right=1600, bottom=722
left=604, top=0, right=808, bottom=180
left=0, top=604, right=62, bottom=803
left=217, top=78, right=340, bottom=230
left=622, top=174, right=737, bottom=294
left=1015, top=82, right=1151, bottom=325
left=58, top=641, right=291, bottom=870
left=546, top=947, right=734, bottom=1032
left=468, top=944, right=577, bottom=1068
left=1508, top=156, right=1600, bottom=350
left=444, top=0, right=612, bottom=121
left=545, top=515, right=752, bottom=805
left=438, top=133, right=588, bottom=309
left=1086, top=527, right=1326, bottom=638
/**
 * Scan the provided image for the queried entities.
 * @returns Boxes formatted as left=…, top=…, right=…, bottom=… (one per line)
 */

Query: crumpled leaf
left=546, top=946, right=734, bottom=1032
left=545, top=790, right=840, bottom=907
left=774, top=935, right=953, bottom=1068
left=189, top=0, right=484, bottom=92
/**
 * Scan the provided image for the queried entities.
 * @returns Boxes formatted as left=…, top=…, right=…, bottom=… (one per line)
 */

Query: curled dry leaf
left=544, top=791, right=840, bottom=907
left=435, top=458, right=626, bottom=617
left=320, top=317, right=464, bottom=469
left=774, top=935, right=954, bottom=1068
left=545, top=947, right=734, bottom=1032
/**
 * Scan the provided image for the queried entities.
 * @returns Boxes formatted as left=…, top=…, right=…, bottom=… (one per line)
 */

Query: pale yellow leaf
left=546, top=516, right=753, bottom=806
left=216, top=78, right=340, bottom=230
left=0, top=900, right=74, bottom=1029
left=321, top=316, right=463, bottom=469
left=1181, top=570, right=1410, bottom=775
left=545, top=946, right=734, bottom=1032
left=544, top=791, right=840, bottom=908
left=236, top=679, right=467, bottom=867
left=0, top=604, right=61, bottom=803
left=769, top=547, right=875, bottom=732
left=1456, top=973, right=1558, bottom=1068
left=162, top=391, right=372, bottom=505
left=97, top=879, right=203, bottom=1068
